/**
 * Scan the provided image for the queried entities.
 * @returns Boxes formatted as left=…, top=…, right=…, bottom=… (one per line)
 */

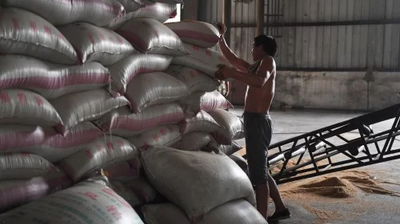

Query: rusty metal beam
left=257, top=0, right=265, bottom=35
left=222, top=0, right=232, bottom=45
left=232, top=19, right=400, bottom=28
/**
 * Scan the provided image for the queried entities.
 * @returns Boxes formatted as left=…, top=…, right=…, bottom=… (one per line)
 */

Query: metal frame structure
left=244, top=103, right=400, bottom=184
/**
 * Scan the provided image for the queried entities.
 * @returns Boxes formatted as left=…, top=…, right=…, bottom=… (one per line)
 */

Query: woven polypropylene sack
left=58, top=23, right=135, bottom=65
left=172, top=43, right=228, bottom=76
left=0, top=169, right=72, bottom=213
left=0, top=180, right=145, bottom=224
left=0, top=122, right=103, bottom=163
left=230, top=153, right=249, bottom=175
left=124, top=177, right=163, bottom=204
left=105, top=2, right=177, bottom=29
left=103, top=161, right=140, bottom=182
left=166, top=20, right=221, bottom=48
left=116, top=18, right=188, bottom=56
left=166, top=65, right=220, bottom=94
left=209, top=108, right=245, bottom=145
left=180, top=90, right=233, bottom=113
left=128, top=125, right=181, bottom=149
left=110, top=181, right=142, bottom=207
left=0, top=8, right=78, bottom=65
left=96, top=103, right=184, bottom=137
left=173, top=132, right=213, bottom=151
left=115, top=0, right=143, bottom=12
left=141, top=146, right=256, bottom=222
left=0, top=153, right=56, bottom=181
left=50, top=89, right=129, bottom=135
left=1, top=0, right=125, bottom=26
left=59, top=136, right=138, bottom=182
left=179, top=111, right=221, bottom=134
left=149, top=0, right=183, bottom=3
left=125, top=72, right=189, bottom=113
left=0, top=89, right=62, bottom=127
left=142, top=200, right=267, bottom=224
left=0, top=55, right=111, bottom=99
left=109, top=54, right=172, bottom=95
left=207, top=140, right=242, bottom=156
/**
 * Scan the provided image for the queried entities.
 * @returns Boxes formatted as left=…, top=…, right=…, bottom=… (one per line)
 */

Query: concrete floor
left=229, top=107, right=400, bottom=224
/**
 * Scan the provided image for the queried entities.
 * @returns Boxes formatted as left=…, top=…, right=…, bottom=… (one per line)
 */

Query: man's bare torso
left=244, top=57, right=276, bottom=114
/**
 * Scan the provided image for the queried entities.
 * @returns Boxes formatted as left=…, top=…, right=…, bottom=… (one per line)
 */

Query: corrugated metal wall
left=199, top=0, right=400, bottom=71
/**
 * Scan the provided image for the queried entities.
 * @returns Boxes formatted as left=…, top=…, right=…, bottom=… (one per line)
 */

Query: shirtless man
left=216, top=23, right=290, bottom=222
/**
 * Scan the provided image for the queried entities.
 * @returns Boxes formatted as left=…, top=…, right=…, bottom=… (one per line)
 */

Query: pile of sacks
left=0, top=0, right=266, bottom=223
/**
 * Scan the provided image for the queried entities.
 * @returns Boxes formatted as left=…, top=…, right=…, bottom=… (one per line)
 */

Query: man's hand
left=216, top=22, right=227, bottom=36
left=215, top=64, right=232, bottom=80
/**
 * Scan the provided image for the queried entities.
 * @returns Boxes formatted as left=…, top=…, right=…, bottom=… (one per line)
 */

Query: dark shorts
left=243, top=111, right=273, bottom=185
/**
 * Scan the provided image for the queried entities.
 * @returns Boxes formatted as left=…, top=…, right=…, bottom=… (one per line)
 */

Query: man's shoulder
left=259, top=56, right=276, bottom=69
left=261, top=55, right=275, bottom=64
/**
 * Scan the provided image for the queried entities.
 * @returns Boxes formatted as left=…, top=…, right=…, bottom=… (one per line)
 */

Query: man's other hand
left=215, top=64, right=232, bottom=80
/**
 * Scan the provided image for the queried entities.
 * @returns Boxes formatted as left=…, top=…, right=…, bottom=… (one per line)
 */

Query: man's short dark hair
left=254, top=34, right=277, bottom=57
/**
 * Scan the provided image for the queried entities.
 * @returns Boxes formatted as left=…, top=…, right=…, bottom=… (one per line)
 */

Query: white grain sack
left=0, top=55, right=111, bottom=99
left=0, top=89, right=62, bottom=127
left=180, top=90, right=233, bottom=113
left=142, top=200, right=267, bottom=224
left=108, top=54, right=172, bottom=95
left=166, top=20, right=221, bottom=48
left=59, top=23, right=135, bottom=65
left=0, top=153, right=56, bottom=181
left=166, top=65, right=220, bottom=94
left=51, top=89, right=129, bottom=135
left=117, top=18, right=188, bottom=56
left=172, top=43, right=228, bottom=76
left=0, top=180, right=144, bottom=224
left=125, top=72, right=189, bottom=113
left=96, top=103, right=184, bottom=137
left=59, top=136, right=138, bottom=182
left=179, top=110, right=221, bottom=134
left=141, top=146, right=255, bottom=222
left=1, top=0, right=125, bottom=26
left=128, top=125, right=181, bottom=149
left=0, top=8, right=78, bottom=64
left=209, top=108, right=245, bottom=145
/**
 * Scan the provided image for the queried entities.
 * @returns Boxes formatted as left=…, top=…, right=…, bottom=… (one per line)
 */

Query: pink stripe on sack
left=43, top=129, right=103, bottom=148
left=57, top=0, right=123, bottom=16
left=0, top=73, right=110, bottom=90
left=102, top=113, right=185, bottom=133
left=173, top=30, right=220, bottom=43
left=0, top=172, right=72, bottom=212
left=0, top=129, right=45, bottom=151
left=116, top=30, right=148, bottom=53
left=120, top=68, right=158, bottom=94
left=0, top=127, right=102, bottom=150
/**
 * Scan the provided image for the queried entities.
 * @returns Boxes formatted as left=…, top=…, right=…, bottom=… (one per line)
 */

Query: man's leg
left=268, top=173, right=286, bottom=212
left=244, top=112, right=270, bottom=218
left=255, top=184, right=270, bottom=218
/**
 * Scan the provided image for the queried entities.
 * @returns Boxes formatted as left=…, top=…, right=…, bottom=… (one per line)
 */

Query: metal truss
left=246, top=103, right=400, bottom=184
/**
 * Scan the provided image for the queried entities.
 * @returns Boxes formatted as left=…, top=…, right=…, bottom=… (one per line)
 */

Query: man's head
left=251, top=34, right=277, bottom=61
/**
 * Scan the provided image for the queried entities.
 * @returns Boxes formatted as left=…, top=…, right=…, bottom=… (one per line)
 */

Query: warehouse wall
left=198, top=0, right=400, bottom=111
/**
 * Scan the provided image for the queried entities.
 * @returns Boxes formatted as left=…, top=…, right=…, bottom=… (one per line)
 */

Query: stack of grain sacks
left=0, top=0, right=265, bottom=223
left=0, top=0, right=143, bottom=222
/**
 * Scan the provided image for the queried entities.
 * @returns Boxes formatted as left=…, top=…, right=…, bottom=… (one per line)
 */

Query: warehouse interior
left=0, top=0, right=399, bottom=224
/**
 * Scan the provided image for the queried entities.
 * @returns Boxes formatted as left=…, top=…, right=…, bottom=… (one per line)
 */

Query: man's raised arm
left=217, top=23, right=251, bottom=72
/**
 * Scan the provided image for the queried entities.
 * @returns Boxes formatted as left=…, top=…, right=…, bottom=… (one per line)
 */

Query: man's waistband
left=243, top=111, right=271, bottom=118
